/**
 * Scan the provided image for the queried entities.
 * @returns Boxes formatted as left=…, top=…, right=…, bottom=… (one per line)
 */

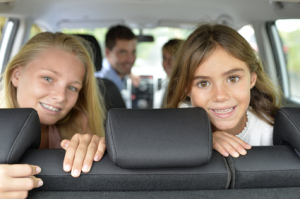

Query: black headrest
left=273, top=107, right=300, bottom=152
left=0, top=108, right=41, bottom=164
left=74, top=34, right=103, bottom=71
left=105, top=108, right=212, bottom=169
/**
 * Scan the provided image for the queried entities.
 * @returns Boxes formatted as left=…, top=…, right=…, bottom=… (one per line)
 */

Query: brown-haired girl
left=166, top=23, right=282, bottom=158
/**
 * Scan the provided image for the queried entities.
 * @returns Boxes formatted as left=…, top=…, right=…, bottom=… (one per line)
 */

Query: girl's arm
left=60, top=135, right=106, bottom=178
left=0, top=164, right=43, bottom=198
left=213, top=131, right=252, bottom=157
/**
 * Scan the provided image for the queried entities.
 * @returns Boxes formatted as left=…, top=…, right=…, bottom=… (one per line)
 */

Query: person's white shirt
left=236, top=110, right=273, bottom=146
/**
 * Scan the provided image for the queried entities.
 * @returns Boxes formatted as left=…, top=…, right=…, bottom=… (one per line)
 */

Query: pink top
left=48, top=125, right=63, bottom=149
left=48, top=111, right=89, bottom=149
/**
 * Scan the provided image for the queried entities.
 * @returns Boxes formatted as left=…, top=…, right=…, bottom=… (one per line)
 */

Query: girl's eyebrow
left=193, top=68, right=245, bottom=80
left=222, top=68, right=245, bottom=76
left=40, top=68, right=60, bottom=75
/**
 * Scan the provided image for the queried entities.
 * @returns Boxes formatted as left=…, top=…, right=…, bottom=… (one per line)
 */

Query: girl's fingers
left=70, top=134, right=92, bottom=177
left=0, top=164, right=43, bottom=196
left=0, top=191, right=28, bottom=199
left=61, top=139, right=70, bottom=150
left=222, top=132, right=252, bottom=150
left=63, top=136, right=80, bottom=173
left=62, top=134, right=106, bottom=177
left=7, top=165, right=41, bottom=178
left=94, top=137, right=106, bottom=162
left=6, top=177, right=43, bottom=191
left=81, top=136, right=99, bottom=173
left=213, top=131, right=251, bottom=158
left=212, top=140, right=229, bottom=157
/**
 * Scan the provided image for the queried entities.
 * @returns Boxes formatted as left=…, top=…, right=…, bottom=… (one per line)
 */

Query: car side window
left=29, top=24, right=43, bottom=39
left=276, top=19, right=300, bottom=100
left=238, top=24, right=259, bottom=52
left=0, top=16, right=7, bottom=41
left=0, top=17, right=18, bottom=74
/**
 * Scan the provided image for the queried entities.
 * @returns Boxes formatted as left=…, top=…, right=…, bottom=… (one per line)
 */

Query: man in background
left=95, top=24, right=139, bottom=91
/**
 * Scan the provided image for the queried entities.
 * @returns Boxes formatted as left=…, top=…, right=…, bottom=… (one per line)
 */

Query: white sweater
left=236, top=110, right=273, bottom=146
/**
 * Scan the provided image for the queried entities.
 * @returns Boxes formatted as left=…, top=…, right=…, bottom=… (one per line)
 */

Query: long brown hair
left=166, top=23, right=282, bottom=125
left=1, top=32, right=106, bottom=138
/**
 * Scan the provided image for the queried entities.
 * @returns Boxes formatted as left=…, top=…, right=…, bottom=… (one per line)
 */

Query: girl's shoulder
left=248, top=109, right=272, bottom=128
left=237, top=109, right=273, bottom=146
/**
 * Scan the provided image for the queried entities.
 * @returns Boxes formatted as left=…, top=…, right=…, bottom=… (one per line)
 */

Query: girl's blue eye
left=68, top=86, right=77, bottom=92
left=228, top=76, right=240, bottom=83
left=44, top=77, right=52, bottom=82
left=198, top=81, right=210, bottom=88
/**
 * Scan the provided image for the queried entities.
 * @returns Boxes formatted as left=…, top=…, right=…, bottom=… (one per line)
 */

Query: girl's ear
left=185, top=88, right=190, bottom=97
left=11, top=66, right=21, bottom=87
left=250, top=72, right=257, bottom=89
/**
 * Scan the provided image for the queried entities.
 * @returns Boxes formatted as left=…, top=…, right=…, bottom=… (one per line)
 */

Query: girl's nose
left=211, top=83, right=230, bottom=102
left=51, top=87, right=66, bottom=103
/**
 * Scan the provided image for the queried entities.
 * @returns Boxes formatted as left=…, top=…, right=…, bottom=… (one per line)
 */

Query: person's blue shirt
left=95, top=59, right=125, bottom=91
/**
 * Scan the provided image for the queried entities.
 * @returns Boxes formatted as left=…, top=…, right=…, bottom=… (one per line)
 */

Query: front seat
left=74, top=34, right=126, bottom=111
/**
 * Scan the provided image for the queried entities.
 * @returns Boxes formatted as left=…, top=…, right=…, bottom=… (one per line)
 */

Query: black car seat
left=3, top=107, right=300, bottom=198
left=74, top=34, right=126, bottom=111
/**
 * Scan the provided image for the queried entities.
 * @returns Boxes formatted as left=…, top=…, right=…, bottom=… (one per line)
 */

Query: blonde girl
left=0, top=32, right=106, bottom=198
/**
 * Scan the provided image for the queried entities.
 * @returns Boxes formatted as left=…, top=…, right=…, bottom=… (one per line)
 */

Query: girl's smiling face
left=11, top=48, right=85, bottom=126
left=189, top=45, right=257, bottom=135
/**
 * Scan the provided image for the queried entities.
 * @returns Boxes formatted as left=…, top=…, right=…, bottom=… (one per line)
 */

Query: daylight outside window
left=63, top=27, right=193, bottom=78
left=276, top=19, right=300, bottom=99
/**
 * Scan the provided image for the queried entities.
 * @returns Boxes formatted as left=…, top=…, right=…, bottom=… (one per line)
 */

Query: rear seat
left=1, top=107, right=300, bottom=198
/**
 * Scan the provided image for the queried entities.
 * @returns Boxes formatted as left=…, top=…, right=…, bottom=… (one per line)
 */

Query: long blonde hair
left=1, top=32, right=106, bottom=138
left=166, top=23, right=282, bottom=125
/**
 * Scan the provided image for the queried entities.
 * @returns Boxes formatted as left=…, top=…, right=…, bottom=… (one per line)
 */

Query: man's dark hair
left=105, top=25, right=136, bottom=50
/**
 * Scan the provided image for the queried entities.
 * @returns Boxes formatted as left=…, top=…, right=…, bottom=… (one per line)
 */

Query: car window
left=132, top=27, right=192, bottom=73
left=62, top=27, right=108, bottom=55
left=238, top=24, right=259, bottom=52
left=276, top=19, right=300, bottom=100
left=0, top=16, right=7, bottom=41
left=29, top=24, right=43, bottom=39
left=62, top=27, right=192, bottom=75
left=0, top=17, right=18, bottom=74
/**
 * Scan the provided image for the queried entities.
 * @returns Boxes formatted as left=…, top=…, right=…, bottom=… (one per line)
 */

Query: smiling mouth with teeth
left=40, top=103, right=61, bottom=112
left=212, top=107, right=234, bottom=114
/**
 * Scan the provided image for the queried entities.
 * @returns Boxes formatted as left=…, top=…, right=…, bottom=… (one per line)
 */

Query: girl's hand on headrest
left=0, top=164, right=43, bottom=198
left=213, top=131, right=252, bottom=158
left=60, top=134, right=106, bottom=178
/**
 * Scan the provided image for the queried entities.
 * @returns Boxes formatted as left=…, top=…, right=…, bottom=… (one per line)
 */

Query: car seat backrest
left=98, top=78, right=126, bottom=111
left=74, top=34, right=103, bottom=72
left=105, top=107, right=213, bottom=169
left=6, top=107, right=300, bottom=193
left=19, top=107, right=230, bottom=191
left=227, top=107, right=300, bottom=189
left=0, top=108, right=40, bottom=164
left=74, top=34, right=126, bottom=111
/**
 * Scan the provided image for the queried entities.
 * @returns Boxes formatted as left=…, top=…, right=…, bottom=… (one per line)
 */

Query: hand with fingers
left=129, top=73, right=140, bottom=88
left=60, top=134, right=106, bottom=178
left=0, top=164, right=43, bottom=199
left=213, top=131, right=252, bottom=158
